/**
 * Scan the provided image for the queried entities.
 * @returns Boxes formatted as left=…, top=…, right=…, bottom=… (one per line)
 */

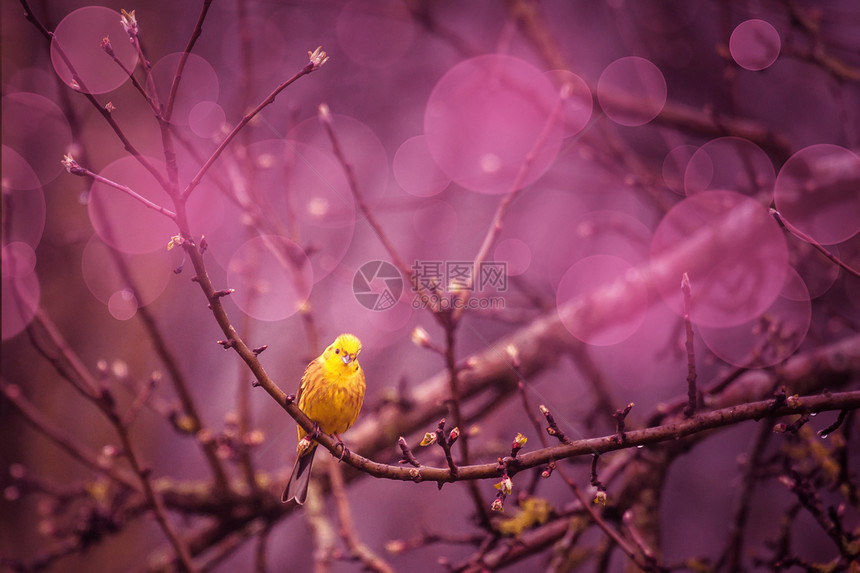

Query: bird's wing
left=296, top=356, right=323, bottom=405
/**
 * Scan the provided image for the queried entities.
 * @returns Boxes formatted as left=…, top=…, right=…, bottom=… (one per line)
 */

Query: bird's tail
left=282, top=446, right=317, bottom=504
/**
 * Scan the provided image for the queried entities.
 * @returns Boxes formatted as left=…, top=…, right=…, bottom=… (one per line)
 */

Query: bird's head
left=322, top=333, right=362, bottom=377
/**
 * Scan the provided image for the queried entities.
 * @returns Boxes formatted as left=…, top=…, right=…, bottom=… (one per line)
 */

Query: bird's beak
left=341, top=355, right=352, bottom=364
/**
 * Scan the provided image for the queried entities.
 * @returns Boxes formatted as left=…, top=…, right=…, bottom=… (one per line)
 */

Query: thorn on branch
left=771, top=387, right=787, bottom=410
left=212, top=288, right=235, bottom=299
left=285, top=394, right=296, bottom=405
left=397, top=437, right=421, bottom=467
left=541, top=460, right=556, bottom=479
left=431, top=419, right=459, bottom=484
left=252, top=345, right=268, bottom=356
left=539, top=404, right=570, bottom=444
left=613, top=402, right=634, bottom=443
left=217, top=339, right=236, bottom=350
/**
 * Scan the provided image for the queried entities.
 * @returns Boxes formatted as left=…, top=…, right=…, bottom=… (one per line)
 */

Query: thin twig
left=183, top=51, right=328, bottom=200
left=101, top=38, right=159, bottom=113
left=556, top=465, right=662, bottom=572
left=164, top=0, right=214, bottom=122
left=62, top=159, right=177, bottom=220
left=771, top=209, right=860, bottom=281
left=19, top=1, right=172, bottom=192
left=681, top=273, right=698, bottom=417
left=453, top=80, right=569, bottom=322
left=113, top=407, right=199, bottom=572
left=317, top=103, right=412, bottom=280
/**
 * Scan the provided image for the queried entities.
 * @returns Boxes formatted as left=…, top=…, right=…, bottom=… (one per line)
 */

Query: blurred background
left=2, top=1, right=860, bottom=571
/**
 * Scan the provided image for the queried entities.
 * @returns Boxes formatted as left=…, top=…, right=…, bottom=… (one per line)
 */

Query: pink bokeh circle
left=730, top=19, right=781, bottom=71
left=597, top=56, right=667, bottom=127
left=2, top=271, right=40, bottom=341
left=251, top=139, right=356, bottom=282
left=50, top=6, right=139, bottom=94
left=336, top=0, right=415, bottom=68
left=501, top=188, right=587, bottom=288
left=545, top=69, right=593, bottom=138
left=683, top=136, right=774, bottom=198
left=424, top=54, right=565, bottom=194
left=2, top=92, right=73, bottom=186
left=412, top=199, right=458, bottom=243
left=7, top=67, right=57, bottom=96
left=81, top=236, right=172, bottom=307
left=88, top=156, right=176, bottom=254
left=108, top=290, right=139, bottom=321
left=393, top=135, right=450, bottom=197
left=547, top=210, right=652, bottom=288
left=556, top=255, right=649, bottom=346
left=227, top=235, right=313, bottom=322
left=1, top=146, right=46, bottom=248
left=650, top=190, right=788, bottom=327
left=1, top=242, right=37, bottom=279
left=189, top=101, right=226, bottom=139
left=774, top=144, right=860, bottom=245
left=786, top=242, right=840, bottom=300
left=698, top=267, right=810, bottom=368
left=662, top=145, right=697, bottom=196
left=152, top=52, right=219, bottom=126
left=494, top=238, right=532, bottom=277
left=287, top=114, right=388, bottom=211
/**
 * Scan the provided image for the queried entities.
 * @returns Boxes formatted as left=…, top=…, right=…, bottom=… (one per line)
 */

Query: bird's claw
left=334, top=434, right=348, bottom=461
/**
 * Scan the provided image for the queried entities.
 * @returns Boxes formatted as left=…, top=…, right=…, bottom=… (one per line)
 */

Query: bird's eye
left=335, top=349, right=340, bottom=354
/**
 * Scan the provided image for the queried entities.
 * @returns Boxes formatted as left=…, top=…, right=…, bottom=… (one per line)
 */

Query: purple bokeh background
left=2, top=1, right=860, bottom=571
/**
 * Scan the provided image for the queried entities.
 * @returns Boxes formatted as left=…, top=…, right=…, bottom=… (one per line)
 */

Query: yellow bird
left=282, top=333, right=366, bottom=504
